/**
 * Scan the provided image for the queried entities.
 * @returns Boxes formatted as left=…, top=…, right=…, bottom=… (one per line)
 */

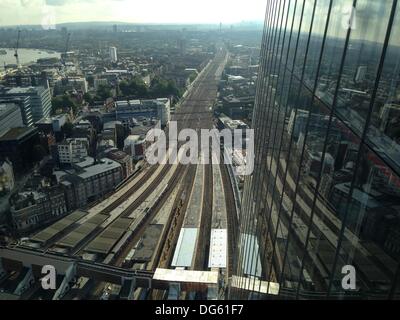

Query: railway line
left=2, top=47, right=234, bottom=300
left=84, top=47, right=230, bottom=299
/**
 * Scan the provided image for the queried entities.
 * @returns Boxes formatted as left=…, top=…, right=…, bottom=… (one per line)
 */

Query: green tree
left=96, top=84, right=112, bottom=100
left=83, top=92, right=95, bottom=106
left=119, top=77, right=148, bottom=98
left=149, top=77, right=181, bottom=98
left=52, top=94, right=78, bottom=115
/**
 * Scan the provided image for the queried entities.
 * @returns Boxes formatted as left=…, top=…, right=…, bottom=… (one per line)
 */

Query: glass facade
left=232, top=0, right=400, bottom=299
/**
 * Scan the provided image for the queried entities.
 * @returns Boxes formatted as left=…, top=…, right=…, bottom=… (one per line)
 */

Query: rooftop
left=0, top=127, right=37, bottom=141
left=6, top=86, right=45, bottom=95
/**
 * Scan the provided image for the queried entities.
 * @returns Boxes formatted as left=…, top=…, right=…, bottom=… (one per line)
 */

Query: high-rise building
left=109, top=46, right=118, bottom=63
left=232, top=0, right=400, bottom=300
left=0, top=95, right=33, bottom=127
left=4, top=87, right=52, bottom=123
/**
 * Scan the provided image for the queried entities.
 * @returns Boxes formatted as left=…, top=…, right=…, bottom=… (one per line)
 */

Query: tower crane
left=14, top=29, right=21, bottom=68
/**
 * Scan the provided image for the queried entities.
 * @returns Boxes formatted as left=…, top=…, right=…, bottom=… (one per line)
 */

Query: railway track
left=87, top=48, right=229, bottom=299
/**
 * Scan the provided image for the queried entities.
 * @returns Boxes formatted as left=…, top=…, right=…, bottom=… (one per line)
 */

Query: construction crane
left=14, top=29, right=21, bottom=68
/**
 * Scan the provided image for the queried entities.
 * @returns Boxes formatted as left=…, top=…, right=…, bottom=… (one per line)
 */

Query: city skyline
left=0, top=0, right=267, bottom=26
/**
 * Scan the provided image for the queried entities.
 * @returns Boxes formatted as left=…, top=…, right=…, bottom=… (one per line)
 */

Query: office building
left=0, top=103, right=24, bottom=137
left=0, top=95, right=33, bottom=127
left=113, top=98, right=171, bottom=127
left=0, top=127, right=40, bottom=173
left=232, top=0, right=400, bottom=300
left=109, top=47, right=118, bottom=63
left=4, top=86, right=52, bottom=123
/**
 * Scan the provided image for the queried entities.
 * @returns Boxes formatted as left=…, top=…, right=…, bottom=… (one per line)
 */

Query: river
left=0, top=48, right=61, bottom=70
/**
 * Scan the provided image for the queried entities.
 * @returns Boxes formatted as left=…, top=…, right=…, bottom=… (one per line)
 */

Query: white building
left=109, top=47, right=118, bottom=63
left=57, top=138, right=89, bottom=164
left=355, top=65, right=368, bottom=83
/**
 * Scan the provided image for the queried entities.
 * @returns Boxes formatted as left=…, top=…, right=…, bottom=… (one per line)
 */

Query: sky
left=0, top=0, right=267, bottom=26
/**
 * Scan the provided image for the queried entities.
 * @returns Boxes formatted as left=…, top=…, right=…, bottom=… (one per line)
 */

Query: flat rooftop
left=0, top=127, right=37, bottom=141
left=31, top=210, right=87, bottom=244
left=56, top=214, right=108, bottom=249
left=6, top=86, right=44, bottom=95
left=171, top=228, right=198, bottom=268
left=84, top=217, right=133, bottom=255
left=153, top=268, right=219, bottom=285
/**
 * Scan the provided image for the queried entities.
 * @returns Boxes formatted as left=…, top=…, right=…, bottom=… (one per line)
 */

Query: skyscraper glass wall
left=232, top=0, right=400, bottom=299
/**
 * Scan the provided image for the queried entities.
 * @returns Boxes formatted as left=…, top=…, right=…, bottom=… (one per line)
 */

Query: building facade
left=56, top=157, right=123, bottom=206
left=10, top=186, right=68, bottom=234
left=0, top=95, right=33, bottom=127
left=0, top=127, right=40, bottom=174
left=109, top=47, right=118, bottom=63
left=5, top=86, right=52, bottom=123
left=232, top=0, right=400, bottom=300
left=0, top=103, right=24, bottom=137
left=0, top=159, right=14, bottom=194
left=54, top=138, right=89, bottom=165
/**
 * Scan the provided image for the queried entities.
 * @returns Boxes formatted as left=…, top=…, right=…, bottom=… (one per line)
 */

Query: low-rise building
left=105, top=149, right=134, bottom=178
left=53, top=138, right=89, bottom=165
left=10, top=185, right=68, bottom=234
left=124, top=135, right=146, bottom=160
left=113, top=98, right=170, bottom=127
left=56, top=157, right=123, bottom=205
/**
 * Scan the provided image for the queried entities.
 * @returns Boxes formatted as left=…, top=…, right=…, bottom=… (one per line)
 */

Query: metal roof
left=84, top=217, right=132, bottom=254
left=56, top=214, right=108, bottom=248
left=208, top=229, right=227, bottom=268
left=171, top=228, right=198, bottom=268
left=154, top=268, right=219, bottom=285
left=31, top=210, right=86, bottom=244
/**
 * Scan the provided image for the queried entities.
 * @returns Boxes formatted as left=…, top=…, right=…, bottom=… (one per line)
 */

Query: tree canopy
left=52, top=94, right=78, bottom=115
left=118, top=76, right=182, bottom=99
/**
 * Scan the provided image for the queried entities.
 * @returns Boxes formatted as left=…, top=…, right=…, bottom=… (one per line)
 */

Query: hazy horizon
left=0, top=0, right=267, bottom=27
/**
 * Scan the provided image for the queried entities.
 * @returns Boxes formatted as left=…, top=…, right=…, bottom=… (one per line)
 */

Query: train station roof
left=31, top=210, right=87, bottom=244
left=56, top=214, right=108, bottom=249
left=208, top=229, right=227, bottom=268
left=171, top=228, right=198, bottom=268
left=154, top=268, right=219, bottom=285
left=84, top=217, right=132, bottom=255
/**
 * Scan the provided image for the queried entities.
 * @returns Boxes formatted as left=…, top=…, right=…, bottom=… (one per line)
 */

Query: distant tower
left=219, top=22, right=222, bottom=32
left=113, top=24, right=118, bottom=33
left=355, top=65, right=368, bottom=83
left=109, top=47, right=118, bottom=63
